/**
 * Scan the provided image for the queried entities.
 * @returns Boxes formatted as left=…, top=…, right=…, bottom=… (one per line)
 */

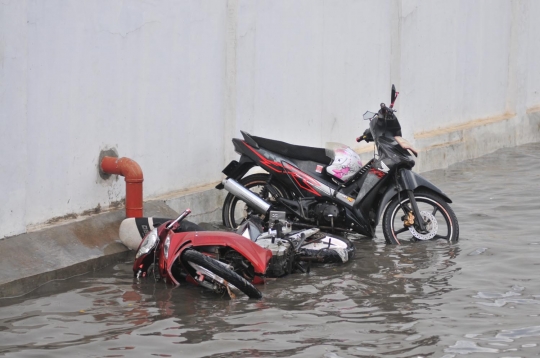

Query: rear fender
left=374, top=170, right=452, bottom=225
left=215, top=156, right=256, bottom=189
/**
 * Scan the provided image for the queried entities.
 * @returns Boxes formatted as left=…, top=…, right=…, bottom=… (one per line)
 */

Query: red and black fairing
left=133, top=218, right=272, bottom=286
left=162, top=231, right=272, bottom=286
left=220, top=133, right=339, bottom=197
left=217, top=132, right=395, bottom=236
left=217, top=133, right=333, bottom=187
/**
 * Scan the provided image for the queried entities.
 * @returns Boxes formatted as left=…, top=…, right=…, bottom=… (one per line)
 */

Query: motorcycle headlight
left=135, top=228, right=159, bottom=259
left=164, top=233, right=171, bottom=259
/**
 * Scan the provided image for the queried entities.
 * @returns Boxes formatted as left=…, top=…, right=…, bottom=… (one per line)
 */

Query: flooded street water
left=1, top=142, right=540, bottom=357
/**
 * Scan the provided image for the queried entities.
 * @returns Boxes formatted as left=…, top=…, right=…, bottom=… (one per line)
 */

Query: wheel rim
left=228, top=180, right=285, bottom=228
left=389, top=196, right=454, bottom=243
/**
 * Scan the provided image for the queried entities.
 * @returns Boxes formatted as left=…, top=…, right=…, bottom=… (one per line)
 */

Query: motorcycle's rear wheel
left=222, top=173, right=289, bottom=229
left=382, top=189, right=459, bottom=245
left=181, top=249, right=262, bottom=299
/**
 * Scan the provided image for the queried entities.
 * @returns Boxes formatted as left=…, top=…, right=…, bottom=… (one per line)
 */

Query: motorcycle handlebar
left=380, top=103, right=396, bottom=114
left=356, top=128, right=373, bottom=143
left=166, top=208, right=192, bottom=229
left=356, top=134, right=372, bottom=143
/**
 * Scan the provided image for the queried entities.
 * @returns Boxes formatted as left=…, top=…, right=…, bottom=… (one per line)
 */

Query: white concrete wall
left=234, top=0, right=393, bottom=148
left=525, top=1, right=540, bottom=111
left=396, top=0, right=540, bottom=171
left=1, top=1, right=28, bottom=239
left=399, top=1, right=512, bottom=131
left=1, top=0, right=539, bottom=239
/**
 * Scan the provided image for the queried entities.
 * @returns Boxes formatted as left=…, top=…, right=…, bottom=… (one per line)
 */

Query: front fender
left=166, top=231, right=272, bottom=276
left=374, top=170, right=452, bottom=225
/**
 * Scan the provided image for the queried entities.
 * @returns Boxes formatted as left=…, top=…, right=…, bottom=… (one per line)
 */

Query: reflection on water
left=1, top=142, right=540, bottom=357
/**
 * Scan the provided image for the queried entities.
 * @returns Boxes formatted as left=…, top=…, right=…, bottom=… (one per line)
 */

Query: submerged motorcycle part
left=408, top=211, right=438, bottom=240
left=254, top=234, right=295, bottom=277
left=298, top=233, right=352, bottom=263
left=220, top=248, right=257, bottom=282
left=225, top=284, right=236, bottom=299
left=222, top=178, right=271, bottom=215
left=147, top=263, right=162, bottom=282
left=189, top=261, right=240, bottom=291
left=288, top=228, right=319, bottom=249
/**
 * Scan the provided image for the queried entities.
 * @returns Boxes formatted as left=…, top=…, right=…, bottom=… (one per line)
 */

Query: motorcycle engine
left=255, top=235, right=294, bottom=277
left=313, top=203, right=341, bottom=223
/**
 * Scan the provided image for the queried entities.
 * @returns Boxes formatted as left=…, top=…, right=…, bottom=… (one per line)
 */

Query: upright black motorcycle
left=216, top=85, right=459, bottom=244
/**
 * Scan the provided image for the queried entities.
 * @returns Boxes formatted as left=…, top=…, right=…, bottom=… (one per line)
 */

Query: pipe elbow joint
left=100, top=156, right=144, bottom=218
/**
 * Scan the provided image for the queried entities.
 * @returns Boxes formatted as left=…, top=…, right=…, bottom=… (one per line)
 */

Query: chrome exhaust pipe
left=222, top=178, right=271, bottom=214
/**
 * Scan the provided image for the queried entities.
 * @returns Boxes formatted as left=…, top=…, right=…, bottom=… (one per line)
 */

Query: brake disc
left=408, top=211, right=438, bottom=240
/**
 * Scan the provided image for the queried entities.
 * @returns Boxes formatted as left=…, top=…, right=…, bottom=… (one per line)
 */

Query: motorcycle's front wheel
left=382, top=189, right=459, bottom=245
left=181, top=250, right=262, bottom=299
left=222, top=173, right=290, bottom=229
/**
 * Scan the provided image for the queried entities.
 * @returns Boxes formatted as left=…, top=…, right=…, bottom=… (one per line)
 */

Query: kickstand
left=295, top=262, right=306, bottom=273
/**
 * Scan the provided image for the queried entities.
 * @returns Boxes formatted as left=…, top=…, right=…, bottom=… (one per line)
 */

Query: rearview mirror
left=363, top=111, right=377, bottom=120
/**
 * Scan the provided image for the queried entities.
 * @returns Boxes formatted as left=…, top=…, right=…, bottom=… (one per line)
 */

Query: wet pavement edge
left=0, top=201, right=179, bottom=298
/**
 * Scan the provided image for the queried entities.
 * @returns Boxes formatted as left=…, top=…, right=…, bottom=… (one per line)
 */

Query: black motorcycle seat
left=249, top=133, right=332, bottom=165
left=152, top=218, right=205, bottom=232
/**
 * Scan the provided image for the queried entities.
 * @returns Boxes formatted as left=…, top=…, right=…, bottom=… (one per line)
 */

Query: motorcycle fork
left=405, top=190, right=428, bottom=233
left=396, top=171, right=427, bottom=233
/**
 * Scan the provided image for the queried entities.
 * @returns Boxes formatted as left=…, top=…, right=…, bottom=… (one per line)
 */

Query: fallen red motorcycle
left=124, top=208, right=355, bottom=298
left=131, top=209, right=272, bottom=299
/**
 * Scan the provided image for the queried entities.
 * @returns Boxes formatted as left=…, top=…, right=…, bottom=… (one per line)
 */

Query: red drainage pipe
left=100, top=156, right=143, bottom=218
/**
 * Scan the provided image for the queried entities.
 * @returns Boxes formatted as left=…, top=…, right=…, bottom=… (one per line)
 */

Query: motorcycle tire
left=382, top=189, right=459, bottom=245
left=222, top=173, right=290, bottom=229
left=181, top=249, right=262, bottom=299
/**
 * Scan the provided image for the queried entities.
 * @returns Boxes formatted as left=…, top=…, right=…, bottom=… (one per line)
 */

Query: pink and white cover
left=326, top=146, right=362, bottom=182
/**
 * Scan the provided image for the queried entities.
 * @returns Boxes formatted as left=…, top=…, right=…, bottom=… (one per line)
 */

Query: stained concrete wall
left=1, top=1, right=29, bottom=241
left=393, top=0, right=540, bottom=171
left=1, top=1, right=230, bottom=238
left=1, top=0, right=539, bottom=240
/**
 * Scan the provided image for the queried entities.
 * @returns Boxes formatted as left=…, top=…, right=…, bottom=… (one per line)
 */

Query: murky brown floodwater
left=1, top=142, right=540, bottom=357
